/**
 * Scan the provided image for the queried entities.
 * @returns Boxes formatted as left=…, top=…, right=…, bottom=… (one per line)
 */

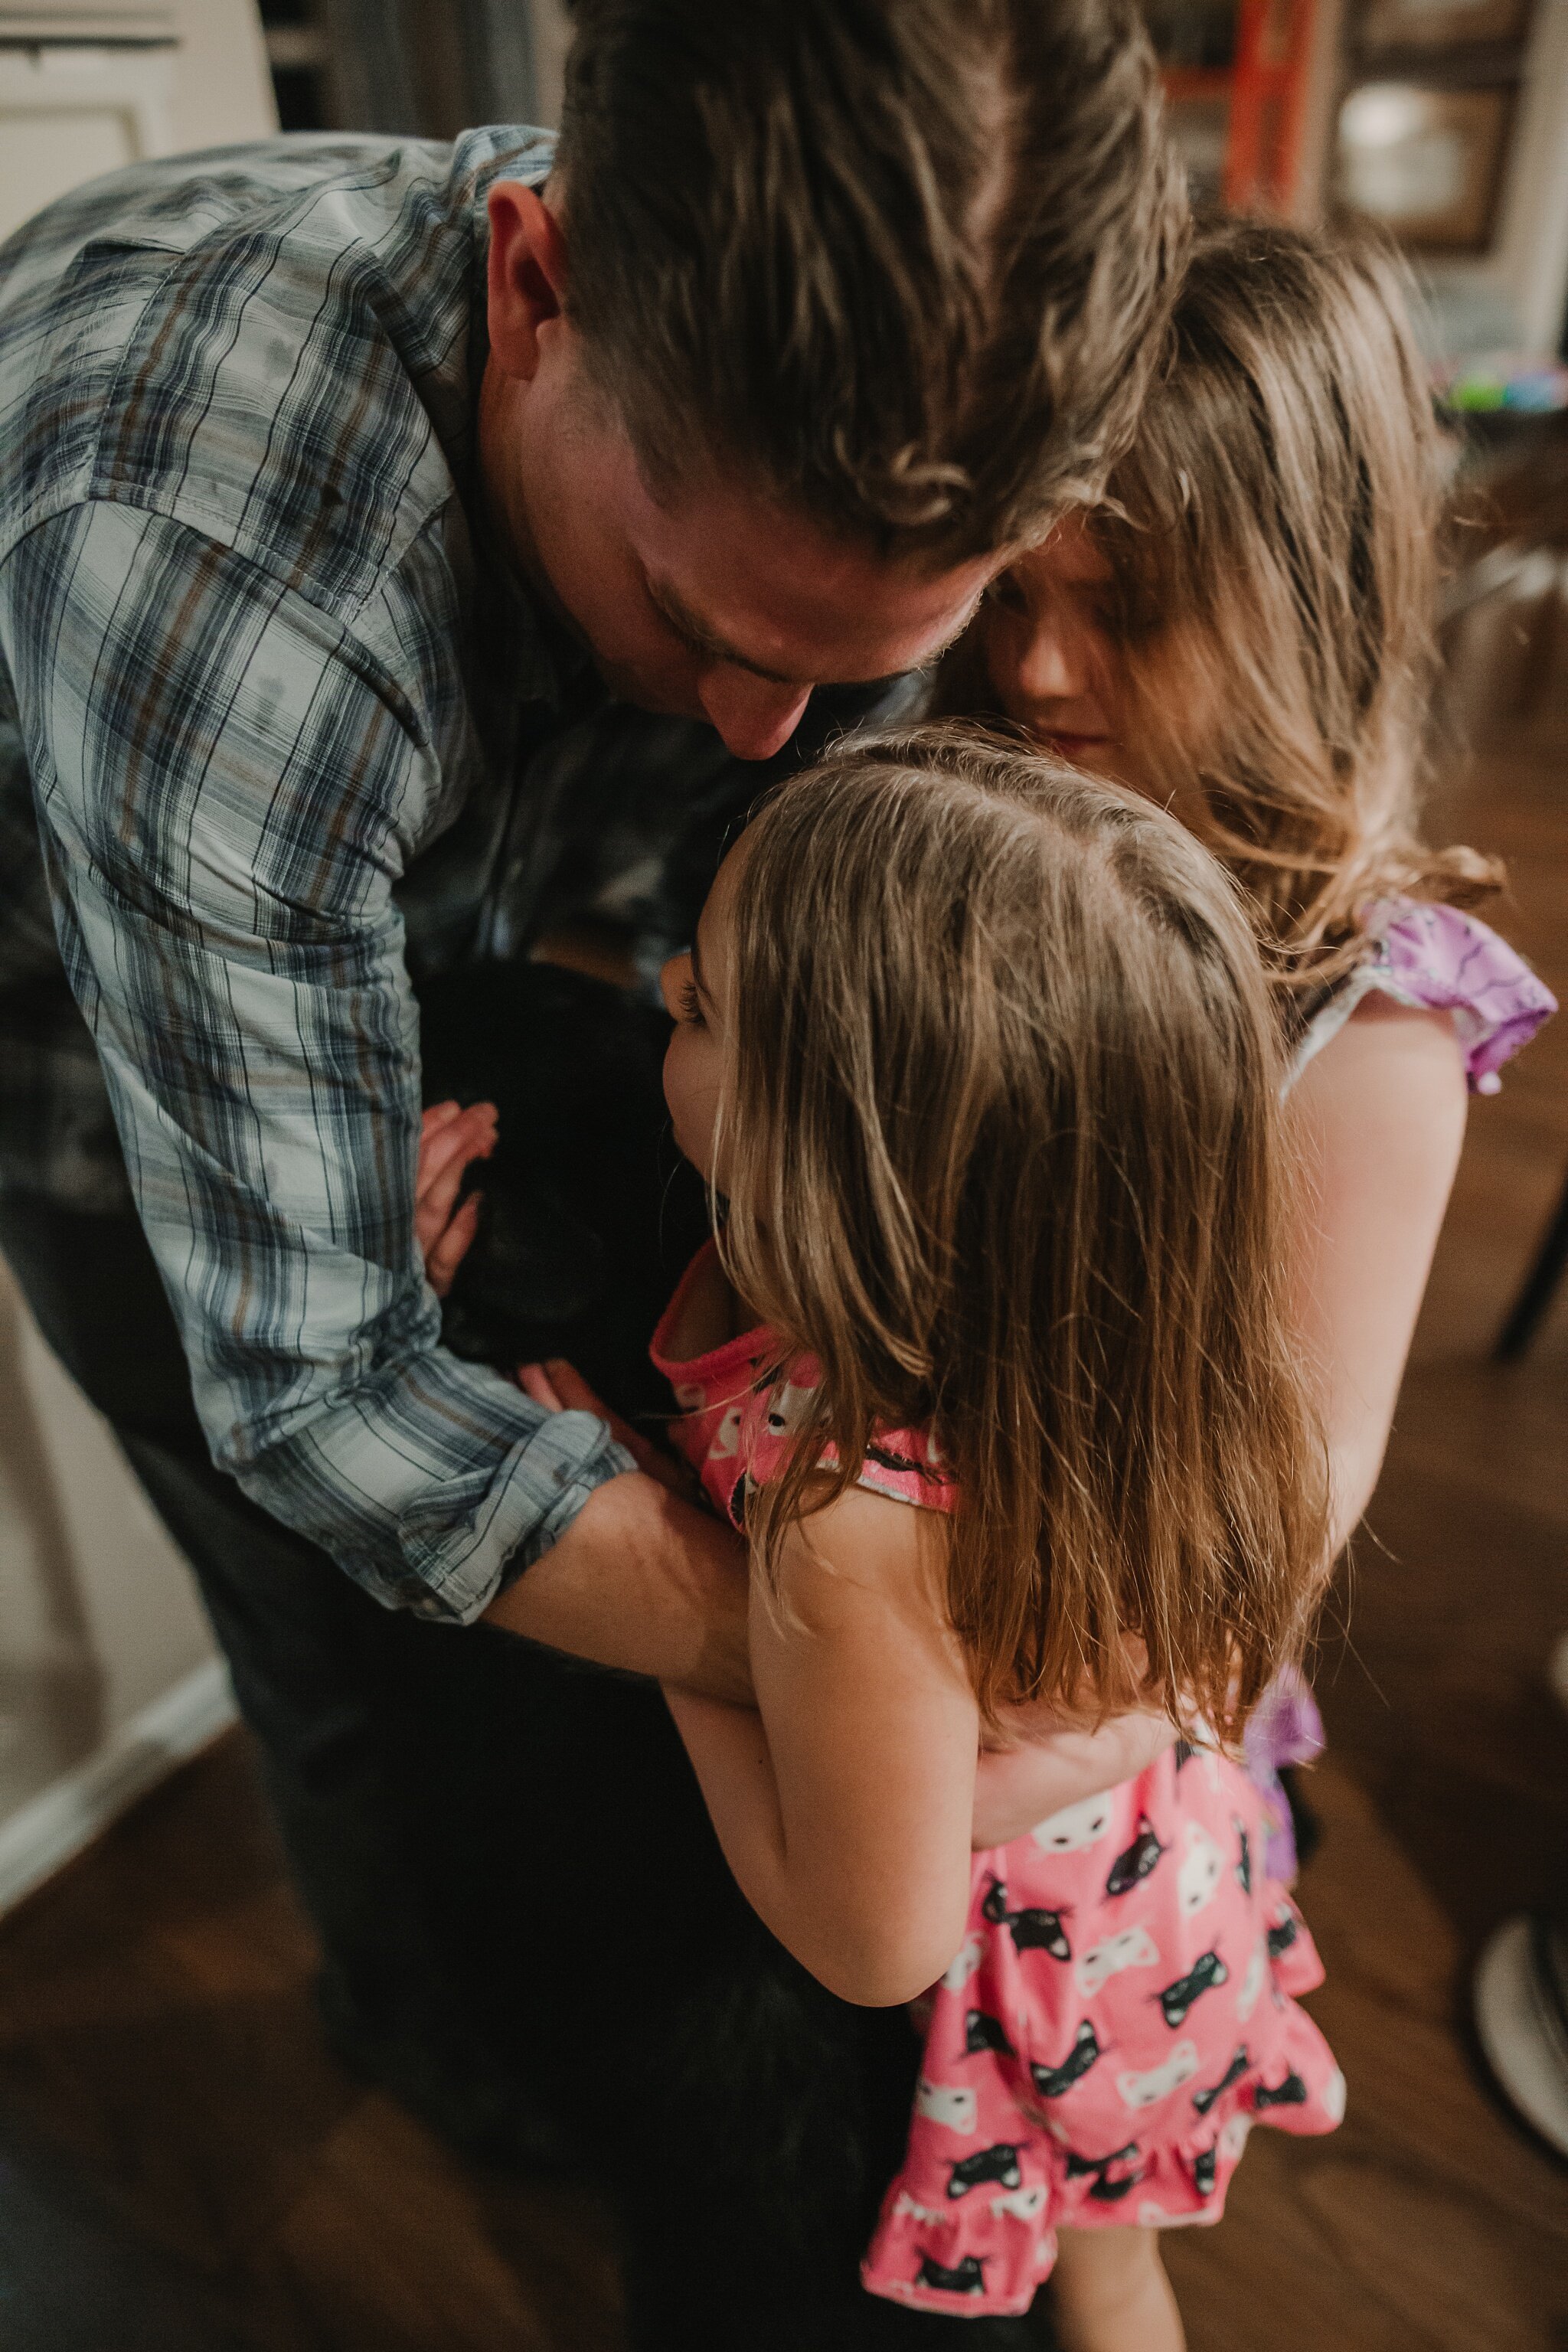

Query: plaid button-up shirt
left=0, top=129, right=904, bottom=1622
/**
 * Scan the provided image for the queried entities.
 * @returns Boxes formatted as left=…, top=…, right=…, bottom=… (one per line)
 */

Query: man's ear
left=487, top=181, right=570, bottom=382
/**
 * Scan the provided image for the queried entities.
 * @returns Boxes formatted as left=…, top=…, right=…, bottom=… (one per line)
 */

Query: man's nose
left=697, top=668, right=812, bottom=761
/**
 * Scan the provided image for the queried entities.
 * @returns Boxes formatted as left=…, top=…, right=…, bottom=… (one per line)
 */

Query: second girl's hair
left=717, top=725, right=1328, bottom=1733
left=1095, top=219, right=1497, bottom=988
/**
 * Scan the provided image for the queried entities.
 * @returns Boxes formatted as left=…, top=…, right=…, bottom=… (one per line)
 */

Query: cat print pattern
left=863, top=1746, right=1343, bottom=2318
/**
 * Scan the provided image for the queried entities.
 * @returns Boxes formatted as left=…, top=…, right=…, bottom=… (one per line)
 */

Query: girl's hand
left=416, top=1099, right=498, bottom=1295
left=518, top=1357, right=700, bottom=1503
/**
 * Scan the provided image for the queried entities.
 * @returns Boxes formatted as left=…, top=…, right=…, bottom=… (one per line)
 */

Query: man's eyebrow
left=646, top=578, right=803, bottom=687
left=648, top=575, right=987, bottom=687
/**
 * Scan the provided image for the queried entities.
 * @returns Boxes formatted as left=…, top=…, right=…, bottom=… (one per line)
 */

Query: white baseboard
left=0, top=1657, right=239, bottom=1919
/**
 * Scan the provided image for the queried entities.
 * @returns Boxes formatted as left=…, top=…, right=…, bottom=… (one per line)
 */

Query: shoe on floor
left=1547, top=1629, right=1568, bottom=1718
left=1474, top=1911, right=1568, bottom=2158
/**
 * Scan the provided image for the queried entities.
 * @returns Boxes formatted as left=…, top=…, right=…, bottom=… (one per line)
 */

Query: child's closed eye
left=676, top=977, right=705, bottom=1026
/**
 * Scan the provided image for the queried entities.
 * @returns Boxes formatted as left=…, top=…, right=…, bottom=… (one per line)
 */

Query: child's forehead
left=697, top=836, right=752, bottom=952
left=1019, top=511, right=1114, bottom=588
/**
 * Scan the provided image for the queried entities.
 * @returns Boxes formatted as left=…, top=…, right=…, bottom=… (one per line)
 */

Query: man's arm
left=1, top=499, right=735, bottom=1668
left=485, top=1470, right=750, bottom=1700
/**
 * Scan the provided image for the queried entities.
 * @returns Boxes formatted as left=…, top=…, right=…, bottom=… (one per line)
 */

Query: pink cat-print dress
left=650, top=1262, right=1344, bottom=2320
left=859, top=1750, right=1341, bottom=2314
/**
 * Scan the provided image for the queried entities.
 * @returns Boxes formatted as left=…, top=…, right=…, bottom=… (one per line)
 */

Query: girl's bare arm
left=1289, top=996, right=1468, bottom=1555
left=665, top=1484, right=978, bottom=2007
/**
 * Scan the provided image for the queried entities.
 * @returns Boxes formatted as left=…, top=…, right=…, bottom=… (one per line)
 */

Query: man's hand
left=479, top=1364, right=738, bottom=1693
left=486, top=1354, right=739, bottom=1692
left=416, top=1131, right=738, bottom=1688
left=518, top=1358, right=700, bottom=1502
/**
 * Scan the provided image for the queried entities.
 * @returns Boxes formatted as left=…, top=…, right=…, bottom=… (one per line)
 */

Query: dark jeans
left=0, top=968, right=1039, bottom=2349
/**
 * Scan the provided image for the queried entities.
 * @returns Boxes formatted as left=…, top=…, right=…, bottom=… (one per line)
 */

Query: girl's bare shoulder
left=776, top=1480, right=951, bottom=1631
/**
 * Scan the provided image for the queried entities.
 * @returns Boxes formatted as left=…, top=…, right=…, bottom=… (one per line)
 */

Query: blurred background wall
left=0, top=2, right=276, bottom=246
left=1149, top=0, right=1568, bottom=361
left=0, top=0, right=283, bottom=1910
left=0, top=1258, right=224, bottom=1906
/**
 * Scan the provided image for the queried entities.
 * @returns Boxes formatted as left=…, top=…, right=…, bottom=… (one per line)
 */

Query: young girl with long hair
left=939, top=218, right=1553, bottom=1860
left=420, top=726, right=1345, bottom=2347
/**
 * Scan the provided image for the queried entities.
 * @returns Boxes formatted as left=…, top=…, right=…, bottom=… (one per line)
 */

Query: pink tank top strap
left=648, top=1242, right=958, bottom=1521
left=853, top=1426, right=958, bottom=1514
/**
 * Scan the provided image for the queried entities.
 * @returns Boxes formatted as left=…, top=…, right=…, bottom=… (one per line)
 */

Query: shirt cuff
left=403, top=1407, right=637, bottom=1625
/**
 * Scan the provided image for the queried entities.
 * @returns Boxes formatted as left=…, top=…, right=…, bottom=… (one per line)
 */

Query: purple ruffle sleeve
left=1295, top=900, right=1557, bottom=1095
left=1245, top=1667, right=1327, bottom=1883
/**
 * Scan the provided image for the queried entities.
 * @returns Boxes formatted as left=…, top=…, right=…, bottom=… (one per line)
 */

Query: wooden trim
left=0, top=1659, right=237, bottom=1920
left=0, top=11, right=176, bottom=43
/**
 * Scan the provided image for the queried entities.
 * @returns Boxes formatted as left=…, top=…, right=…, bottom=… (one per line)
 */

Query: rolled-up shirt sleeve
left=1, top=499, right=633, bottom=1622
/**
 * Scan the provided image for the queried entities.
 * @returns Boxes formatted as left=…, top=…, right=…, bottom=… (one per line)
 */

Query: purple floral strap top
left=1289, top=899, right=1555, bottom=1095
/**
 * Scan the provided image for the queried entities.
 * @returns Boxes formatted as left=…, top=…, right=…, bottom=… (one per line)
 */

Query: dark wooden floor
left=1, top=714, right=1565, bottom=2350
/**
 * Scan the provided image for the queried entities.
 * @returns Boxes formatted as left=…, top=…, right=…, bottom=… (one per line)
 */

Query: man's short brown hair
left=557, top=0, right=1187, bottom=560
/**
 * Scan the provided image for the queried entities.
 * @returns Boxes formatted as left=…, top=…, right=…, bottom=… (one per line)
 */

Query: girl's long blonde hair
left=944, top=218, right=1498, bottom=993
left=719, top=726, right=1328, bottom=1735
